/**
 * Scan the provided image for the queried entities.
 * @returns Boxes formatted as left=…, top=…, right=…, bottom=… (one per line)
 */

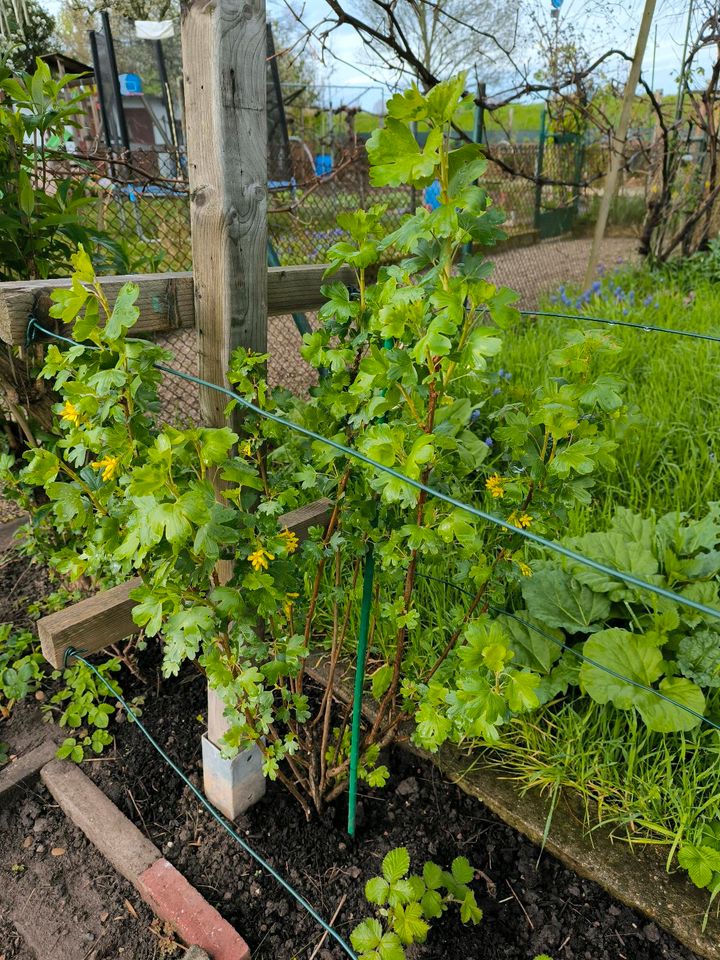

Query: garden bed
left=0, top=773, right=165, bottom=960
left=68, top=660, right=702, bottom=960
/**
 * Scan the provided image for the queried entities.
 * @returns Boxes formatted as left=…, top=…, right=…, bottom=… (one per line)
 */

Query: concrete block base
left=201, top=735, right=266, bottom=821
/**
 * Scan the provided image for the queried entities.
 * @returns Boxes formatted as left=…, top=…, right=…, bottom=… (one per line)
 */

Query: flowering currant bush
left=8, top=75, right=626, bottom=817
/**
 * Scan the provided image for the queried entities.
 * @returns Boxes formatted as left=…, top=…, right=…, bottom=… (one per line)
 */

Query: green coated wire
left=63, top=647, right=358, bottom=960
left=519, top=309, right=720, bottom=344
left=26, top=318, right=720, bottom=625
left=415, top=572, right=720, bottom=733
left=348, top=544, right=375, bottom=837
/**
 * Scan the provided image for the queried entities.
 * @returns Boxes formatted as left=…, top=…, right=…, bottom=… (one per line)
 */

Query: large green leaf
left=497, top=611, right=563, bottom=674
left=635, top=676, right=705, bottom=732
left=521, top=564, right=610, bottom=634
left=580, top=629, right=664, bottom=710
left=366, top=122, right=442, bottom=187
left=564, top=531, right=660, bottom=601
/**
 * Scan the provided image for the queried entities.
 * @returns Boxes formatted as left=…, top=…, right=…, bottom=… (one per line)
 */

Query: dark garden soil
left=79, top=661, right=701, bottom=960
left=0, top=781, right=177, bottom=960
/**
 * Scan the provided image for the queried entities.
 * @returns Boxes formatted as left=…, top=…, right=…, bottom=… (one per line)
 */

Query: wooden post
left=181, top=0, right=271, bottom=818
left=181, top=0, right=268, bottom=431
left=583, top=0, right=656, bottom=287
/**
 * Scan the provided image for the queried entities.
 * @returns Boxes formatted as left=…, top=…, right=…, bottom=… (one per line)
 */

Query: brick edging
left=40, top=760, right=250, bottom=960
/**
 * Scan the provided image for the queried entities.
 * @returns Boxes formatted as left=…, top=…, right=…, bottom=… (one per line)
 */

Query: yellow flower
left=279, top=527, right=299, bottom=554
left=485, top=474, right=505, bottom=499
left=509, top=511, right=532, bottom=529
left=60, top=401, right=82, bottom=427
left=90, top=455, right=121, bottom=481
left=516, top=560, right=532, bottom=577
left=241, top=441, right=253, bottom=457
left=248, top=546, right=274, bottom=572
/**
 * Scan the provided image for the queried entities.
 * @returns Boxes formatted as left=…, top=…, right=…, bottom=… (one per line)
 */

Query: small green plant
left=351, top=848, right=481, bottom=960
left=517, top=504, right=720, bottom=732
left=0, top=597, right=137, bottom=762
left=0, top=622, right=44, bottom=713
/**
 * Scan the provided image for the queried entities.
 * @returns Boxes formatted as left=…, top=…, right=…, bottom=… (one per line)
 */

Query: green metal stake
left=347, top=336, right=391, bottom=838
left=347, top=541, right=375, bottom=837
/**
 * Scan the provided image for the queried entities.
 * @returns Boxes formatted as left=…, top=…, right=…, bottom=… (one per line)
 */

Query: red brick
left=137, top=858, right=251, bottom=960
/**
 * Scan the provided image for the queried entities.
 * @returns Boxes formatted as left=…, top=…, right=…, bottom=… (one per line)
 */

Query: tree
left=0, top=0, right=55, bottom=72
left=355, top=0, right=520, bottom=86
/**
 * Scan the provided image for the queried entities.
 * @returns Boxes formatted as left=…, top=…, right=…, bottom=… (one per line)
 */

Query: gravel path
left=490, top=234, right=640, bottom=306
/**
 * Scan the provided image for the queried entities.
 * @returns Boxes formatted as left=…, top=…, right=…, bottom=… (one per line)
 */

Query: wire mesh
left=55, top=141, right=645, bottom=428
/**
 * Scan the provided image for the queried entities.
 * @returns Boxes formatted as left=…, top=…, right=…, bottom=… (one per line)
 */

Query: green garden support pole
left=347, top=541, right=375, bottom=837
left=534, top=109, right=547, bottom=230
left=347, top=335, right=392, bottom=837
left=462, top=81, right=486, bottom=261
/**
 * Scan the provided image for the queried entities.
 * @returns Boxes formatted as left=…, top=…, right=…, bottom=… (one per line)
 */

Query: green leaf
left=635, top=676, right=705, bottom=732
left=365, top=877, right=390, bottom=905
left=678, top=629, right=720, bottom=687
left=351, top=918, right=383, bottom=953
left=505, top=670, right=540, bottom=713
left=563, top=531, right=659, bottom=601
left=371, top=664, right=393, bottom=701
left=18, top=169, right=34, bottom=216
left=521, top=564, right=611, bottom=634
left=496, top=612, right=562, bottom=675
left=382, top=847, right=410, bottom=884
left=366, top=121, right=442, bottom=188
left=580, top=629, right=664, bottom=711
left=104, top=282, right=139, bottom=340
left=420, top=889, right=444, bottom=919
left=460, top=889, right=483, bottom=925
left=377, top=932, right=405, bottom=960
left=451, top=856, right=474, bottom=884
left=678, top=844, right=720, bottom=889
left=549, top=437, right=602, bottom=478
left=198, top=427, right=239, bottom=466
left=392, top=902, right=430, bottom=945
left=422, top=861, right=444, bottom=891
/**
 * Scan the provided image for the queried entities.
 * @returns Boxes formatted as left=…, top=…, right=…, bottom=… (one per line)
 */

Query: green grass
left=487, top=695, right=720, bottom=858
left=495, top=267, right=720, bottom=529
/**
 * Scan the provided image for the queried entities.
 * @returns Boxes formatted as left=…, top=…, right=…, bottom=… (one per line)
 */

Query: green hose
left=347, top=543, right=375, bottom=837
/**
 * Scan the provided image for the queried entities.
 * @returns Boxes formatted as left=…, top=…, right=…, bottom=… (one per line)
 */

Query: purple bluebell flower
left=470, top=409, right=481, bottom=423
left=642, top=294, right=653, bottom=306
left=484, top=437, right=493, bottom=447
left=492, top=387, right=501, bottom=396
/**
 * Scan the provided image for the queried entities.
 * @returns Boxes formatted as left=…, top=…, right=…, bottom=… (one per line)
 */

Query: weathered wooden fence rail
left=0, top=264, right=353, bottom=346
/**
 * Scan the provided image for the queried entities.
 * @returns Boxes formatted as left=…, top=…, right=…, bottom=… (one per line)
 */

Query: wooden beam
left=0, top=264, right=352, bottom=347
left=36, top=500, right=333, bottom=670
left=38, top=577, right=142, bottom=670
left=181, top=0, right=267, bottom=430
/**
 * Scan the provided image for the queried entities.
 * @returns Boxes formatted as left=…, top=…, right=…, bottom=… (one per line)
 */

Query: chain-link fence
left=50, top=140, right=647, bottom=426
